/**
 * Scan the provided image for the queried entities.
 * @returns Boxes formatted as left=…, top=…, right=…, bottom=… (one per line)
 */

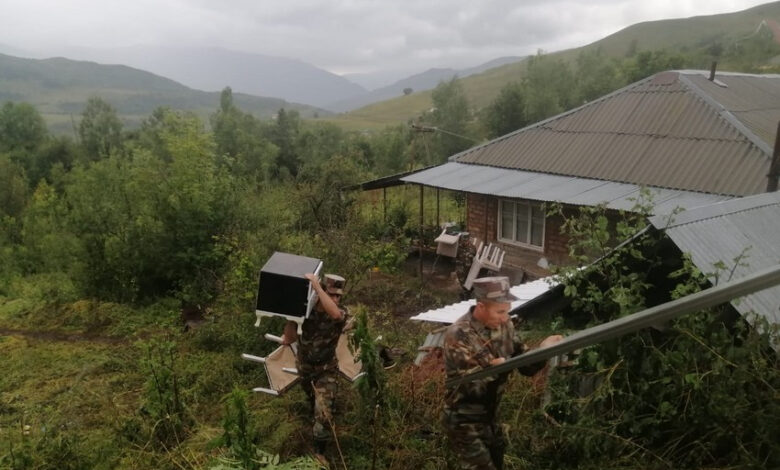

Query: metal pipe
left=767, top=120, right=780, bottom=192
left=241, top=353, right=266, bottom=364
left=264, top=333, right=283, bottom=344
left=446, top=263, right=780, bottom=387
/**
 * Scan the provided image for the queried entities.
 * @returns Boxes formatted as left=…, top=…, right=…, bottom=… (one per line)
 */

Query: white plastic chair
left=463, top=242, right=506, bottom=290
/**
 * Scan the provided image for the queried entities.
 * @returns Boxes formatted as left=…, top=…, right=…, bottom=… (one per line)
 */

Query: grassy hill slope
left=0, top=53, right=325, bottom=134
left=325, top=1, right=780, bottom=131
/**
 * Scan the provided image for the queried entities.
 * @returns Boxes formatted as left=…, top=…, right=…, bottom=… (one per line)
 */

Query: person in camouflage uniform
left=442, top=276, right=563, bottom=470
left=282, top=273, right=348, bottom=464
left=454, top=232, right=476, bottom=299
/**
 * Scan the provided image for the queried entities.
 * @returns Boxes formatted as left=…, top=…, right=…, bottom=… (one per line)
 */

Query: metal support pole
left=446, top=263, right=780, bottom=388
left=383, top=187, right=387, bottom=222
left=483, top=195, right=488, bottom=241
left=419, top=185, right=424, bottom=278
left=436, top=188, right=440, bottom=227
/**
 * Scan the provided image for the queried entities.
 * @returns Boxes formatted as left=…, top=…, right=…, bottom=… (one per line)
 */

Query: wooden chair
left=463, top=242, right=506, bottom=290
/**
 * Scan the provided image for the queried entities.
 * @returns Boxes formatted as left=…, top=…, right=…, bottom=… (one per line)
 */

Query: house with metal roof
left=410, top=192, right=780, bottom=365
left=648, top=191, right=780, bottom=328
left=400, top=70, right=780, bottom=278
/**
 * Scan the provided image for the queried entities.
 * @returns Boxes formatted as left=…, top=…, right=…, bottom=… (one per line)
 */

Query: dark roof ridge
left=531, top=126, right=750, bottom=142
left=676, top=69, right=780, bottom=79
left=677, top=73, right=773, bottom=155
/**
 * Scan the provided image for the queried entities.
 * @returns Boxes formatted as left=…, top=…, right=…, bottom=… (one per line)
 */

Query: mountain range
left=44, top=46, right=367, bottom=109
left=3, top=2, right=780, bottom=133
left=326, top=56, right=525, bottom=112
left=0, top=52, right=323, bottom=134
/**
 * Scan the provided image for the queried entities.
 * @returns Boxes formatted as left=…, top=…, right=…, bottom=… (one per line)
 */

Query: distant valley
left=0, top=52, right=325, bottom=134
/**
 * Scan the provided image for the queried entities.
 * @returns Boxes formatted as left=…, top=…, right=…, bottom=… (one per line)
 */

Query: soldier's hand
left=490, top=357, right=506, bottom=366
left=282, top=321, right=298, bottom=345
left=304, top=273, right=318, bottom=284
left=539, top=335, right=564, bottom=348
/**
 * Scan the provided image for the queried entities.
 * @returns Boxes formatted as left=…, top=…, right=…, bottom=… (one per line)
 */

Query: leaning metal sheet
left=410, top=277, right=555, bottom=324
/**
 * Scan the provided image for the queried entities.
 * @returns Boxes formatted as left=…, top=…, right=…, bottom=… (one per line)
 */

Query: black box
left=256, top=252, right=323, bottom=322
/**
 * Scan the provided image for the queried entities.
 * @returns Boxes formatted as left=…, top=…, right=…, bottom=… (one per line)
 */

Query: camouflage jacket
left=297, top=305, right=348, bottom=370
left=443, top=307, right=543, bottom=423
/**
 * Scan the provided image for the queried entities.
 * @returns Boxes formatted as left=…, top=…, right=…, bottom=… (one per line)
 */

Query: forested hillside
left=0, top=53, right=324, bottom=134
left=328, top=1, right=780, bottom=130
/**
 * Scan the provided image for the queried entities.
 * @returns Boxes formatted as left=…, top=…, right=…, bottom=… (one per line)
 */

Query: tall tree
left=428, top=77, right=472, bottom=163
left=267, top=108, right=301, bottom=179
left=621, top=50, right=688, bottom=83
left=210, top=88, right=277, bottom=182
left=0, top=101, right=47, bottom=155
left=575, top=49, right=623, bottom=104
left=66, top=112, right=237, bottom=303
left=523, top=53, right=576, bottom=123
left=482, top=81, right=528, bottom=138
left=0, top=155, right=28, bottom=219
left=79, top=96, right=123, bottom=161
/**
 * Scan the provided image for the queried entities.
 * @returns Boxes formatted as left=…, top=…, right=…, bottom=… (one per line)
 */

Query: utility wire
left=411, top=123, right=480, bottom=143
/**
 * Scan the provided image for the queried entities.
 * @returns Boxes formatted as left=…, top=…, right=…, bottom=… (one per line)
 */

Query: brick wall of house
left=466, top=194, right=572, bottom=279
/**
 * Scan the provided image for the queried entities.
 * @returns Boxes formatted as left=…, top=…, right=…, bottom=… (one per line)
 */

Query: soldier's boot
left=313, top=440, right=329, bottom=469
left=490, top=424, right=509, bottom=470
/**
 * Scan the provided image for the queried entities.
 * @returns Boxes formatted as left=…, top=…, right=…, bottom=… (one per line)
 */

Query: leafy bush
left=209, top=387, right=321, bottom=470
left=537, top=201, right=780, bottom=469
left=137, top=339, right=192, bottom=448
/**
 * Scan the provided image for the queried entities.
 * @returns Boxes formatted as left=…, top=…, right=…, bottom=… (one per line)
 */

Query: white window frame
left=497, top=199, right=545, bottom=251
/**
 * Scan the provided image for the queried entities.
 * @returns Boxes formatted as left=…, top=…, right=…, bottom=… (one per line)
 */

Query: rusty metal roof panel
left=649, top=192, right=780, bottom=327
left=453, top=71, right=777, bottom=196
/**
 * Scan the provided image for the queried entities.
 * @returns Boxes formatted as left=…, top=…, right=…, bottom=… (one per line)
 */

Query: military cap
left=472, top=276, right=518, bottom=303
left=322, top=274, right=346, bottom=295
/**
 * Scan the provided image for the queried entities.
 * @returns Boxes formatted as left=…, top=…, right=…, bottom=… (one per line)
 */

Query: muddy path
left=0, top=327, right=128, bottom=345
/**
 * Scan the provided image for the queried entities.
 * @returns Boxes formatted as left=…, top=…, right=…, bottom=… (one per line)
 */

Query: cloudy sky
left=0, top=0, right=772, bottom=77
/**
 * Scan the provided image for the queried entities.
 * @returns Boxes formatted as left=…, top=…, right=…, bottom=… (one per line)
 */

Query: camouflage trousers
left=298, top=363, right=340, bottom=443
left=444, top=420, right=507, bottom=470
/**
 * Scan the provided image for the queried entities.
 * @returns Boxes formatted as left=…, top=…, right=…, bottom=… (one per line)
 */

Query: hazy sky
left=0, top=0, right=772, bottom=75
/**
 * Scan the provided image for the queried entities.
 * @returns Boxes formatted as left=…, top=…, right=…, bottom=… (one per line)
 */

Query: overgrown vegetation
left=529, top=198, right=780, bottom=469
left=1, top=42, right=778, bottom=468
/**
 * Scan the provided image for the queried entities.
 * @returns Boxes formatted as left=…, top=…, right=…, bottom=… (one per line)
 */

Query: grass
left=0, top=268, right=476, bottom=469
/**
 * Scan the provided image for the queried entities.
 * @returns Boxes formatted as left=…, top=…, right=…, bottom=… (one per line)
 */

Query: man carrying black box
left=281, top=272, right=347, bottom=466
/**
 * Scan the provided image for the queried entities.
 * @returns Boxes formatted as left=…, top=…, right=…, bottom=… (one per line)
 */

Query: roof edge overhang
left=342, top=166, right=435, bottom=191
left=400, top=162, right=735, bottom=213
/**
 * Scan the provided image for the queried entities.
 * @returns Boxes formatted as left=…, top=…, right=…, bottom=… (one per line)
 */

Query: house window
left=498, top=200, right=545, bottom=248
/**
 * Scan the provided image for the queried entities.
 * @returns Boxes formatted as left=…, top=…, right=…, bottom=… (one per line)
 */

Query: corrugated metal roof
left=452, top=70, right=779, bottom=196
left=649, top=192, right=780, bottom=326
left=414, top=329, right=447, bottom=366
left=401, top=162, right=733, bottom=213
left=411, top=277, right=557, bottom=364
left=410, top=277, right=557, bottom=324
